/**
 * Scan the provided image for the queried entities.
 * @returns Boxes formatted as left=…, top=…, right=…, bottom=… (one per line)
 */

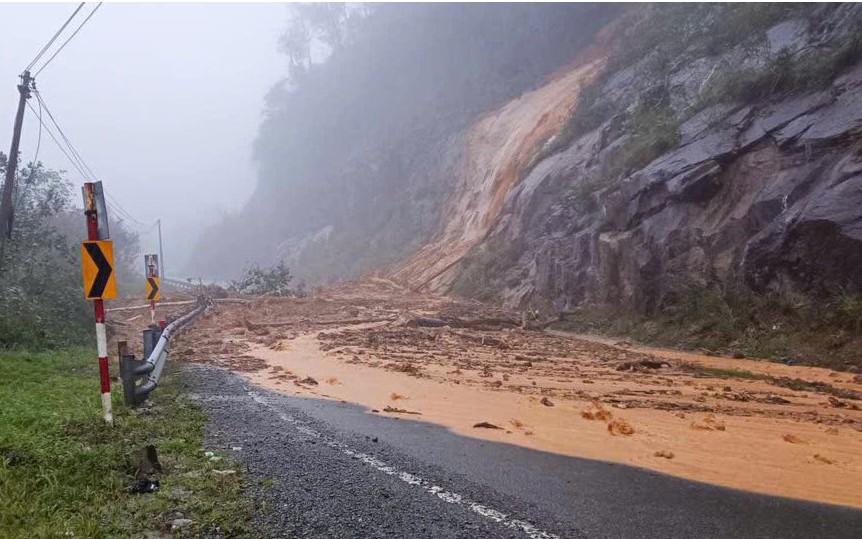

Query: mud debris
left=783, top=434, right=806, bottom=444
left=607, top=419, right=635, bottom=436
left=382, top=406, right=421, bottom=415
left=136, top=280, right=862, bottom=509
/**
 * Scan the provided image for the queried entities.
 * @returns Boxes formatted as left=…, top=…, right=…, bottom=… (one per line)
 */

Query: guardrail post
left=143, top=326, right=161, bottom=359
left=120, top=354, right=144, bottom=407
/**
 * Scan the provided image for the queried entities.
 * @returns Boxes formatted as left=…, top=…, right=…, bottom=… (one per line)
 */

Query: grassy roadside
left=0, top=347, right=252, bottom=538
left=550, top=300, right=862, bottom=372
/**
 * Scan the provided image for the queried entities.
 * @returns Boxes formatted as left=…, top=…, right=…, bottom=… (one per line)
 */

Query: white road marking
left=249, top=392, right=560, bottom=539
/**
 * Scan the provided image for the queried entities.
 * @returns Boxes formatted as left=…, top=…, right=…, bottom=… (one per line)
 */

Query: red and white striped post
left=83, top=183, right=113, bottom=425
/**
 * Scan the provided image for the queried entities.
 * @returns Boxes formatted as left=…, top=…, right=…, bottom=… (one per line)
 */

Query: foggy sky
left=0, top=2, right=285, bottom=275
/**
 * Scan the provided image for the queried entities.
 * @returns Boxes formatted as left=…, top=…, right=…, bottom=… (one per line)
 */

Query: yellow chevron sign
left=81, top=240, right=117, bottom=300
left=147, top=276, right=161, bottom=301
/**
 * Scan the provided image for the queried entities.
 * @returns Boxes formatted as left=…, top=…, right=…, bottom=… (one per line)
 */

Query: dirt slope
left=389, top=57, right=604, bottom=292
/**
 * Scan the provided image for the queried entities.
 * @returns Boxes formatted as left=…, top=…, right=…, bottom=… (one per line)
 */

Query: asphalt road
left=183, top=364, right=862, bottom=539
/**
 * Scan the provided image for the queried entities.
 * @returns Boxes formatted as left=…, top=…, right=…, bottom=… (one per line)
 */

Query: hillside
left=190, top=3, right=862, bottom=366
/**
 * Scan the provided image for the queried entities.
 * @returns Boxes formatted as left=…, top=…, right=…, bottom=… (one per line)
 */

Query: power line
left=24, top=99, right=152, bottom=228
left=24, top=99, right=90, bottom=181
left=34, top=3, right=103, bottom=78
left=106, top=202, right=154, bottom=229
left=34, top=90, right=96, bottom=180
left=32, top=93, right=43, bottom=165
left=13, top=97, right=44, bottom=214
left=32, top=92, right=152, bottom=228
left=25, top=3, right=86, bottom=72
left=106, top=193, right=148, bottom=226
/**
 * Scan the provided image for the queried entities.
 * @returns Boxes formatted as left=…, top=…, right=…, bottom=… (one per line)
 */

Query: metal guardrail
left=119, top=299, right=208, bottom=407
left=162, top=277, right=200, bottom=291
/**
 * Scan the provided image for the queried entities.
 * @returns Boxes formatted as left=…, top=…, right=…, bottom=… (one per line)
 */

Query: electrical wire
left=34, top=90, right=97, bottom=182
left=105, top=192, right=148, bottom=226
left=32, top=93, right=43, bottom=165
left=34, top=3, right=103, bottom=78
left=25, top=3, right=86, bottom=72
left=25, top=99, right=154, bottom=229
left=24, top=99, right=90, bottom=181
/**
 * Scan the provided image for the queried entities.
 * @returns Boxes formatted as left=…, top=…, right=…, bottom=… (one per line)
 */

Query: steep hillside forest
left=191, top=3, right=862, bottom=368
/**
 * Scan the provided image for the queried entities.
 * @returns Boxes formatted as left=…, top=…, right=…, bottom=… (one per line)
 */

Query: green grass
left=681, top=365, right=761, bottom=380
left=0, top=348, right=252, bottom=538
left=550, top=285, right=862, bottom=371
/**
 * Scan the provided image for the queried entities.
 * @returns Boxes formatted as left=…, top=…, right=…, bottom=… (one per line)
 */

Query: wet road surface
left=183, top=364, right=862, bottom=538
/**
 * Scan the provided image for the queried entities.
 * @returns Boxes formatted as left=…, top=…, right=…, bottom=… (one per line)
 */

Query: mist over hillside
left=188, top=3, right=619, bottom=282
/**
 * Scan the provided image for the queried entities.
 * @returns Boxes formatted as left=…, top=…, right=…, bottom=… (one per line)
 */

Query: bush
left=613, top=105, right=680, bottom=175
left=0, top=162, right=141, bottom=349
left=529, top=4, right=808, bottom=170
left=700, top=32, right=862, bottom=108
left=563, top=175, right=602, bottom=213
left=0, top=160, right=142, bottom=349
left=228, top=261, right=294, bottom=297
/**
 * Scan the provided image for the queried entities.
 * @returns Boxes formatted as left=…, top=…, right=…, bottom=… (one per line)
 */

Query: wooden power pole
left=0, top=70, right=33, bottom=269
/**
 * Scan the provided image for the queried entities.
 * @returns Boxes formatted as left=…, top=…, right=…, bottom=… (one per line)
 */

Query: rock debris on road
left=183, top=363, right=862, bottom=539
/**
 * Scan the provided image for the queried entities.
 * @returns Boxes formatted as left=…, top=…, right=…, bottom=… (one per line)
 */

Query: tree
left=0, top=163, right=87, bottom=347
left=279, top=13, right=312, bottom=81
left=278, top=3, right=363, bottom=83
left=0, top=162, right=140, bottom=348
left=228, top=261, right=294, bottom=297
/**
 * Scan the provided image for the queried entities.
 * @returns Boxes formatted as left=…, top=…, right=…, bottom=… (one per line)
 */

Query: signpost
left=81, top=182, right=114, bottom=425
left=144, top=254, right=160, bottom=324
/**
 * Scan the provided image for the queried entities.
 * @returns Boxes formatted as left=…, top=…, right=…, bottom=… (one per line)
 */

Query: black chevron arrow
left=147, top=277, right=159, bottom=300
left=84, top=242, right=113, bottom=298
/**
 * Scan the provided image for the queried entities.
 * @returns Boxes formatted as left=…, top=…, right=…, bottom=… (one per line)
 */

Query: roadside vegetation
left=228, top=260, right=296, bottom=297
left=0, top=348, right=252, bottom=538
left=552, top=284, right=862, bottom=372
left=0, top=156, right=138, bottom=349
left=0, top=158, right=254, bottom=537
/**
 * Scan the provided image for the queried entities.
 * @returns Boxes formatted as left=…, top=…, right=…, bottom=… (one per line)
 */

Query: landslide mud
left=389, top=55, right=605, bottom=292
left=176, top=279, right=862, bottom=509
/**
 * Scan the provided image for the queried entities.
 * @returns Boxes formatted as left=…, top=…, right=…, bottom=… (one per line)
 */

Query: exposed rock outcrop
left=434, top=4, right=862, bottom=317
left=468, top=63, right=862, bottom=313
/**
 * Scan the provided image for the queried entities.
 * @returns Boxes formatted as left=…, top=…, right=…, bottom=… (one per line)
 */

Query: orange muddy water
left=177, top=281, right=862, bottom=509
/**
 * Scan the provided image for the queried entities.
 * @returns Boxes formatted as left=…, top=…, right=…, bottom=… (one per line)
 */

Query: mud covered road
left=151, top=278, right=862, bottom=535
left=184, top=363, right=862, bottom=538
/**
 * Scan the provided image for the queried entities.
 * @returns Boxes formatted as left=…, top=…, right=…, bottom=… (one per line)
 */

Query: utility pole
left=157, top=218, right=165, bottom=281
left=0, top=70, right=33, bottom=269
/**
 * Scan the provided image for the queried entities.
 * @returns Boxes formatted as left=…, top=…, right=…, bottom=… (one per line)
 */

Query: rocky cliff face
left=458, top=63, right=862, bottom=314
left=402, top=4, right=862, bottom=323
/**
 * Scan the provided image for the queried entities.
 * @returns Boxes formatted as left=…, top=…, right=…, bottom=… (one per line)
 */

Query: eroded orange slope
left=389, top=56, right=605, bottom=291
